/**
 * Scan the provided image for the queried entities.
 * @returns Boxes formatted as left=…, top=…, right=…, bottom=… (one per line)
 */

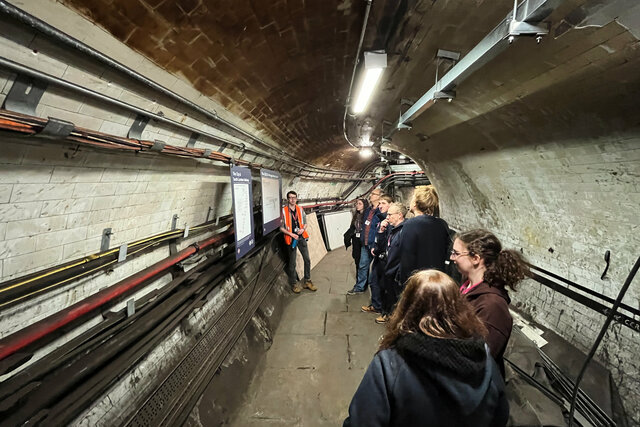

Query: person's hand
left=379, top=220, right=388, bottom=232
left=371, top=248, right=375, bottom=256
left=292, top=233, right=299, bottom=240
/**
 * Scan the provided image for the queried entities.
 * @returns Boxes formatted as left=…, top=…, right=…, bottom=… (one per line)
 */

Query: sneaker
left=346, top=288, right=365, bottom=296
left=375, top=315, right=389, bottom=324
left=361, top=305, right=379, bottom=314
left=292, top=284, right=302, bottom=293
left=304, top=280, right=317, bottom=291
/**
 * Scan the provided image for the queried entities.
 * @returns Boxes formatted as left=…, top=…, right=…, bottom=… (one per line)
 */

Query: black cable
left=568, top=255, right=640, bottom=427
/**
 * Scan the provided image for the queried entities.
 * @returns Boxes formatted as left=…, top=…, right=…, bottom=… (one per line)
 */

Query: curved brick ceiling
left=59, top=0, right=518, bottom=169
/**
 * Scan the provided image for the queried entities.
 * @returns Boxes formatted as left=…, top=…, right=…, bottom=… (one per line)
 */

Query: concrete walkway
left=232, top=248, right=383, bottom=426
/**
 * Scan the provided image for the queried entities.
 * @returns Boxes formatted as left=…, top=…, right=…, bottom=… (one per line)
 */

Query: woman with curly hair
left=451, top=229, right=530, bottom=376
left=344, top=270, right=508, bottom=427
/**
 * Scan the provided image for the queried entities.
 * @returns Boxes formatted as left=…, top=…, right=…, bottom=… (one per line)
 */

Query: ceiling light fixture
left=352, top=51, right=387, bottom=114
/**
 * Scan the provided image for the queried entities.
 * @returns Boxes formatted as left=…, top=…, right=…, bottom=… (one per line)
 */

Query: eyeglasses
left=450, top=250, right=470, bottom=258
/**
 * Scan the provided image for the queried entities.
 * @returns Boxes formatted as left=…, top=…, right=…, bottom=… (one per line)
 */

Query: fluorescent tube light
left=353, top=68, right=383, bottom=113
left=352, top=51, right=386, bottom=114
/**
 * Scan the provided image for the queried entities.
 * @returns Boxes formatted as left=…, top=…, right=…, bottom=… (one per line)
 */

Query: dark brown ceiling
left=59, top=0, right=532, bottom=168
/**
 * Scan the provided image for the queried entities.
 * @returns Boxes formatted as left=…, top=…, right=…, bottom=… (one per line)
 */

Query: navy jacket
left=360, top=206, right=381, bottom=249
left=399, top=214, right=450, bottom=285
left=375, top=222, right=404, bottom=287
left=344, top=333, right=509, bottom=427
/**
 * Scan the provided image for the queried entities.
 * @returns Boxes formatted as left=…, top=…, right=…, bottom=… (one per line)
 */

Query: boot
left=304, top=280, right=317, bottom=291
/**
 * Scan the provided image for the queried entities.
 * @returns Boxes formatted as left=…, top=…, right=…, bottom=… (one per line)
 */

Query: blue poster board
left=260, top=169, right=282, bottom=235
left=230, top=165, right=255, bottom=260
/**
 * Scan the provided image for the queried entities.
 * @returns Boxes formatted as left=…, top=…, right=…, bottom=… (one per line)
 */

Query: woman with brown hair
left=344, top=270, right=508, bottom=427
left=451, top=229, right=530, bottom=376
left=344, top=198, right=368, bottom=273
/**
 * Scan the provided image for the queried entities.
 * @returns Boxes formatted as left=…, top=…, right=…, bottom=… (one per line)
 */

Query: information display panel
left=230, top=165, right=255, bottom=260
left=260, top=169, right=282, bottom=235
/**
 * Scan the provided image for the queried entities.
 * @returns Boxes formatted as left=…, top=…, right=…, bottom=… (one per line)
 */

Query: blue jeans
left=354, top=246, right=372, bottom=291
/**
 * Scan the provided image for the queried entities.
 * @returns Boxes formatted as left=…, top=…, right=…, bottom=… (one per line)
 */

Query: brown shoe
left=375, top=315, right=388, bottom=324
left=304, top=280, right=317, bottom=291
left=292, top=284, right=302, bottom=293
left=361, top=305, right=379, bottom=314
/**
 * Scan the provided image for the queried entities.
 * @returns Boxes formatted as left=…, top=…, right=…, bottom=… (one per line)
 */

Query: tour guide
left=280, top=190, right=317, bottom=293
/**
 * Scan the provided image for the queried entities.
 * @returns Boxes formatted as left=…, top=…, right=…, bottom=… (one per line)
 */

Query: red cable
left=0, top=229, right=233, bottom=361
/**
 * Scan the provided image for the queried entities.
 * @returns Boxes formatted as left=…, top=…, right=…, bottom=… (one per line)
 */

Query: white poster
left=260, top=169, right=282, bottom=234
left=233, top=183, right=251, bottom=240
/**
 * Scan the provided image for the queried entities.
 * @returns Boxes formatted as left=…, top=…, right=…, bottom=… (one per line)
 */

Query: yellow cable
left=0, top=222, right=222, bottom=295
left=0, top=239, right=166, bottom=308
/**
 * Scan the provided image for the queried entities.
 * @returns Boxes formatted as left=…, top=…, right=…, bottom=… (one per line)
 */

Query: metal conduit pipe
left=301, top=171, right=424, bottom=209
left=342, top=0, right=373, bottom=149
left=0, top=110, right=353, bottom=180
left=0, top=61, right=336, bottom=179
left=0, top=1, right=356, bottom=177
left=0, top=229, right=234, bottom=362
left=341, top=160, right=386, bottom=199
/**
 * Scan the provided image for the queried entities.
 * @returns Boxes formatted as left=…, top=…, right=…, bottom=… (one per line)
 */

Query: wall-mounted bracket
left=183, top=225, right=189, bottom=238
left=601, top=250, right=611, bottom=280
left=170, top=214, right=179, bottom=255
left=117, top=244, right=128, bottom=262
left=507, top=20, right=549, bottom=44
left=434, top=90, right=456, bottom=103
left=186, top=132, right=199, bottom=148
left=206, top=206, right=213, bottom=222
left=2, top=74, right=48, bottom=116
left=126, top=299, right=135, bottom=317
left=202, top=148, right=212, bottom=158
left=101, top=228, right=112, bottom=252
left=218, top=142, right=228, bottom=153
left=128, top=114, right=150, bottom=139
left=37, top=117, right=75, bottom=139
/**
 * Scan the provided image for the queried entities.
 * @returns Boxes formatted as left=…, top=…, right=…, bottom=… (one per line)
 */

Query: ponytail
left=456, top=229, right=530, bottom=291
left=484, top=249, right=530, bottom=291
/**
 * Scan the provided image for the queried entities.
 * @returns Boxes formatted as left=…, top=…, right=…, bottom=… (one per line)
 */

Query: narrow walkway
left=232, top=249, right=382, bottom=426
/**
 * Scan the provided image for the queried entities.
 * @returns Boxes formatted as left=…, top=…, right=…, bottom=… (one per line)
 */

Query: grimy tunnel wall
left=390, top=13, right=640, bottom=421
left=0, top=0, right=639, bottom=425
left=0, top=2, right=369, bottom=423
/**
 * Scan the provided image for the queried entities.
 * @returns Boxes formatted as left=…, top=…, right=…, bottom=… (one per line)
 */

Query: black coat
left=398, top=214, right=450, bottom=285
left=344, top=333, right=509, bottom=427
left=375, top=222, right=404, bottom=288
left=344, top=225, right=363, bottom=264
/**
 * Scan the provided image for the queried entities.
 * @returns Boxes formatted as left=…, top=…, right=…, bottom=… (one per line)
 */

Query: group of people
left=342, top=185, right=529, bottom=426
left=344, top=186, right=450, bottom=324
left=281, top=185, right=530, bottom=426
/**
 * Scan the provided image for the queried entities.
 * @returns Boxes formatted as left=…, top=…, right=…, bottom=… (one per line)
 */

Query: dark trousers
left=287, top=238, right=311, bottom=285
left=381, top=275, right=403, bottom=315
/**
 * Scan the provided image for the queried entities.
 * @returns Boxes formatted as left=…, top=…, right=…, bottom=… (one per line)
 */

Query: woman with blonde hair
left=397, top=185, right=450, bottom=285
left=344, top=270, right=508, bottom=427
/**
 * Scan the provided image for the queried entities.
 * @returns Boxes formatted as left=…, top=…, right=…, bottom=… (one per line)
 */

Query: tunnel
left=0, top=0, right=638, bottom=425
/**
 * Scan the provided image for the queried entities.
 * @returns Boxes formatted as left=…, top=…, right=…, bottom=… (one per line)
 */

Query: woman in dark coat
left=399, top=185, right=450, bottom=285
left=344, top=270, right=509, bottom=427
left=344, top=198, right=367, bottom=272
left=451, top=229, right=530, bottom=376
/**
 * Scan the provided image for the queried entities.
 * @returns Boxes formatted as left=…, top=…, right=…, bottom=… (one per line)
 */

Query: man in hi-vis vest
left=279, top=190, right=317, bottom=293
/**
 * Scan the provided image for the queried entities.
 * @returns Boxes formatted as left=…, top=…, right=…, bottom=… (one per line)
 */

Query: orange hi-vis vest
left=283, top=204, right=309, bottom=245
